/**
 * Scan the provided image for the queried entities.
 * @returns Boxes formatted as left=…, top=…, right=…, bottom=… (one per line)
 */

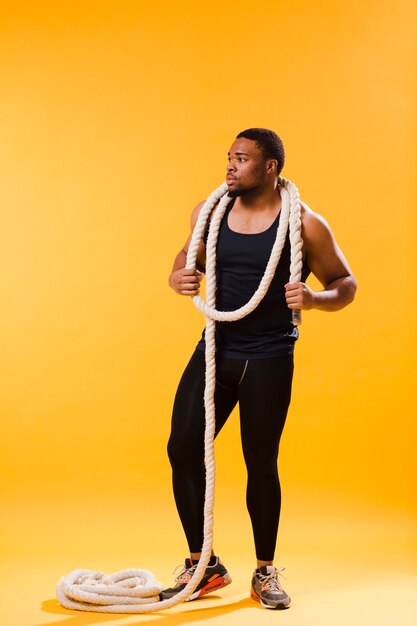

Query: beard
left=227, top=183, right=261, bottom=198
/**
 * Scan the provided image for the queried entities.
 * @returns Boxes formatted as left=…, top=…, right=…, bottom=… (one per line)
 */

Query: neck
left=234, top=182, right=280, bottom=212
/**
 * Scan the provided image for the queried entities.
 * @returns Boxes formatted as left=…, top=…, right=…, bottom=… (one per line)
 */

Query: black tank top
left=196, top=198, right=311, bottom=359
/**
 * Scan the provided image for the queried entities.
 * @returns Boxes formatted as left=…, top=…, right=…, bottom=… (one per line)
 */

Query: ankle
left=189, top=553, right=217, bottom=567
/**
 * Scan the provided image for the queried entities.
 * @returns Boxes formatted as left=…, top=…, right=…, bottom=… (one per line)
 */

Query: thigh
left=169, top=350, right=239, bottom=454
left=238, top=354, right=294, bottom=465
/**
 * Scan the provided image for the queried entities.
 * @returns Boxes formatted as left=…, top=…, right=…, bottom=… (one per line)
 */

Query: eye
left=239, top=158, right=246, bottom=162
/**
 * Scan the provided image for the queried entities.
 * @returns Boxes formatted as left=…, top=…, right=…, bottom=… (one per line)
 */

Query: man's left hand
left=284, top=282, right=315, bottom=310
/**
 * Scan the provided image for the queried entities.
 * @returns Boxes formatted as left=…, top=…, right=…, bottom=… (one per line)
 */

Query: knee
left=167, top=436, right=204, bottom=470
left=245, top=457, right=278, bottom=480
left=167, top=436, right=181, bottom=468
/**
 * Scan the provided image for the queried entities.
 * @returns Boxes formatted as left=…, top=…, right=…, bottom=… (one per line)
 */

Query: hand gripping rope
left=56, top=178, right=303, bottom=613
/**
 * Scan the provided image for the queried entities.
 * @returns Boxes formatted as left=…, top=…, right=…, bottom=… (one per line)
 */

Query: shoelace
left=172, top=563, right=197, bottom=584
left=258, top=566, right=287, bottom=592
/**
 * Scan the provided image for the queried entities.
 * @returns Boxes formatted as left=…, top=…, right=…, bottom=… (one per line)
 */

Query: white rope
left=56, top=178, right=303, bottom=613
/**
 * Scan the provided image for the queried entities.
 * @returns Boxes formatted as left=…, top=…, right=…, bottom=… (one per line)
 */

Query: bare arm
left=285, top=202, right=357, bottom=312
left=168, top=201, right=206, bottom=296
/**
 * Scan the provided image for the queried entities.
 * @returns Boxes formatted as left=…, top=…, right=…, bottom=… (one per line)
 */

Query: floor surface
left=1, top=497, right=416, bottom=626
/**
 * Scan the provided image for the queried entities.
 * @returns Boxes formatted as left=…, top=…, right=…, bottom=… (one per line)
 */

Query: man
left=162, top=128, right=357, bottom=609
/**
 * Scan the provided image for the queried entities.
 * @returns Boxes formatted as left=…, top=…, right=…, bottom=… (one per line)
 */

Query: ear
left=266, top=159, right=278, bottom=174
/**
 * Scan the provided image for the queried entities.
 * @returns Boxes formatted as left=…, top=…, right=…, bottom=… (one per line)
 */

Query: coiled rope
left=56, top=177, right=303, bottom=613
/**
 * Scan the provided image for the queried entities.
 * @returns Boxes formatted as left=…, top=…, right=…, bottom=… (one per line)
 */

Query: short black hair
left=236, top=128, right=285, bottom=175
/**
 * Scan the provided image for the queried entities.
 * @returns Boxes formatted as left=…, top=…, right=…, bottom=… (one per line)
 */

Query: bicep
left=304, top=214, right=354, bottom=288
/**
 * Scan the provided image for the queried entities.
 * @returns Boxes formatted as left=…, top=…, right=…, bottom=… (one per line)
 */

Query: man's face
left=226, top=138, right=269, bottom=197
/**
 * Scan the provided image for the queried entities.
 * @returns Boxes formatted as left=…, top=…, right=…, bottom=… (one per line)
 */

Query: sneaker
left=250, top=565, right=291, bottom=609
left=160, top=556, right=232, bottom=601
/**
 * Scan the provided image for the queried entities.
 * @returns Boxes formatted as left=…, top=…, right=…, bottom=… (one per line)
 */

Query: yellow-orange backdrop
left=0, top=2, right=416, bottom=625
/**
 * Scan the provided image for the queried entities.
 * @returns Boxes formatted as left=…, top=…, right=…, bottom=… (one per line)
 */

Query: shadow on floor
left=37, top=594, right=259, bottom=626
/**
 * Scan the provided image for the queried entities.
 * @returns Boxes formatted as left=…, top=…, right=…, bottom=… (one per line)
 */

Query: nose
left=227, top=160, right=236, bottom=172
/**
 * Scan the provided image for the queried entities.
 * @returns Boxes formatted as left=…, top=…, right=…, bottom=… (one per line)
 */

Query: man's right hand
left=169, top=268, right=204, bottom=296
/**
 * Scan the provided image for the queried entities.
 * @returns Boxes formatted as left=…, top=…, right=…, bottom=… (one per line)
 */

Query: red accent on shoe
left=251, top=587, right=261, bottom=602
left=197, top=575, right=228, bottom=597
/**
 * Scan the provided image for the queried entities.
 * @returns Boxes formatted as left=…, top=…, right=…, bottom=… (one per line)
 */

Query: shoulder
left=300, top=200, right=331, bottom=235
left=190, top=200, right=206, bottom=229
left=300, top=200, right=335, bottom=248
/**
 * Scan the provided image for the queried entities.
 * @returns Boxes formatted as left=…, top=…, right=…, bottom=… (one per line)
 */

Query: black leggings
left=167, top=349, right=294, bottom=562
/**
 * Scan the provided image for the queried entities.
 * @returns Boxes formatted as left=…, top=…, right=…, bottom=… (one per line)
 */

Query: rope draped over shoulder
left=56, top=177, right=303, bottom=613
left=186, top=177, right=303, bottom=321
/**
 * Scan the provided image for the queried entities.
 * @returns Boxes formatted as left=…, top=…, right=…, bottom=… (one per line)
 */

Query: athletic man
left=162, top=128, right=357, bottom=609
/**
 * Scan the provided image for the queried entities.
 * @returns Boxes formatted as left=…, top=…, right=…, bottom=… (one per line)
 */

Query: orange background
left=0, top=1, right=416, bottom=625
